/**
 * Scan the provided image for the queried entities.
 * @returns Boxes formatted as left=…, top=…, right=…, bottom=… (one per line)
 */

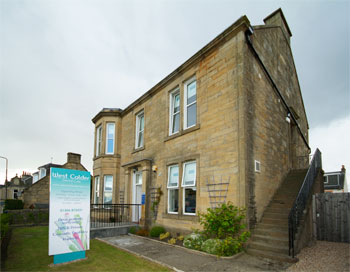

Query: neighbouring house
left=22, top=152, right=88, bottom=208
left=0, top=172, right=33, bottom=202
left=91, top=9, right=323, bottom=259
left=324, top=165, right=348, bottom=193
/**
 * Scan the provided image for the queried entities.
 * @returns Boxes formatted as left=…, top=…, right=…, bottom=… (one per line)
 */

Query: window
left=13, top=189, right=18, bottom=199
left=182, top=161, right=196, bottom=215
left=167, top=165, right=179, bottom=213
left=33, top=173, right=39, bottom=183
left=184, top=78, right=196, bottom=129
left=105, top=123, right=115, bottom=154
left=96, top=125, right=102, bottom=156
left=39, top=168, right=46, bottom=179
left=169, top=89, right=180, bottom=135
left=103, top=175, right=113, bottom=205
left=135, top=111, right=144, bottom=148
left=255, top=160, right=261, bottom=172
left=94, top=176, right=100, bottom=205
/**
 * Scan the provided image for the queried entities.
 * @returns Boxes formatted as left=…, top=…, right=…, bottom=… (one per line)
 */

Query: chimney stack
left=67, top=152, right=81, bottom=164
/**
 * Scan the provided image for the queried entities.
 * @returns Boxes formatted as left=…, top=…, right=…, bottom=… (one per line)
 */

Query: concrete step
left=262, top=217, right=288, bottom=226
left=257, top=223, right=289, bottom=232
left=265, top=207, right=290, bottom=214
left=247, top=248, right=298, bottom=263
left=251, top=234, right=289, bottom=247
left=263, top=211, right=289, bottom=219
left=254, top=227, right=289, bottom=239
left=249, top=241, right=289, bottom=255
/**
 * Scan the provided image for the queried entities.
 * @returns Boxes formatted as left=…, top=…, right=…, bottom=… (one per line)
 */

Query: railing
left=90, top=204, right=141, bottom=229
left=288, top=149, right=322, bottom=258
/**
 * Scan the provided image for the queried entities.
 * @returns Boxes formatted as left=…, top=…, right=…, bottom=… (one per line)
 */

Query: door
left=132, top=171, right=142, bottom=222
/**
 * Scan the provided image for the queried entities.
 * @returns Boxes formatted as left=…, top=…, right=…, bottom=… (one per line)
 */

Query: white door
left=132, top=171, right=142, bottom=222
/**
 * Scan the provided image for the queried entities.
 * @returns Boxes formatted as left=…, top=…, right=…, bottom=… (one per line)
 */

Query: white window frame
left=13, top=189, right=18, bottom=199
left=167, top=165, right=179, bottom=214
left=94, top=176, right=100, bottom=205
left=169, top=88, right=180, bottom=135
left=135, top=111, right=144, bottom=149
left=181, top=161, right=196, bottom=187
left=96, top=125, right=102, bottom=156
left=39, top=168, right=46, bottom=179
left=182, top=161, right=197, bottom=215
left=103, top=175, right=113, bottom=206
left=255, top=160, right=261, bottom=173
left=184, top=77, right=197, bottom=129
left=105, top=123, right=115, bottom=155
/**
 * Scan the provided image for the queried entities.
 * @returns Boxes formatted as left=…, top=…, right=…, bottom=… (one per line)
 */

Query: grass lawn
left=5, top=226, right=170, bottom=271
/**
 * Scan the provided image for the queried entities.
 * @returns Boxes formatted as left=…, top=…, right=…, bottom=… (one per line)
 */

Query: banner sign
left=49, top=167, right=91, bottom=256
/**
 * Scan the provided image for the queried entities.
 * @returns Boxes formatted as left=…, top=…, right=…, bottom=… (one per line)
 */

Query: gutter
left=244, top=28, right=311, bottom=151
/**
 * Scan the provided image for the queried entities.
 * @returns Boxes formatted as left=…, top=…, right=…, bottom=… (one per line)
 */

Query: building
left=324, top=166, right=348, bottom=193
left=0, top=172, right=33, bottom=203
left=22, top=152, right=88, bottom=208
left=91, top=9, right=311, bottom=233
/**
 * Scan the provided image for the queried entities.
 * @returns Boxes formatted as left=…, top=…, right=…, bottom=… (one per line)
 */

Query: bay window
left=96, top=125, right=102, bottom=156
left=103, top=175, right=113, bottom=205
left=94, top=176, right=100, bottom=205
left=105, top=123, right=115, bottom=154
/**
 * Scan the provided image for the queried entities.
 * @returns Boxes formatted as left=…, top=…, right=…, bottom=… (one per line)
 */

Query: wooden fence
left=313, top=193, right=350, bottom=243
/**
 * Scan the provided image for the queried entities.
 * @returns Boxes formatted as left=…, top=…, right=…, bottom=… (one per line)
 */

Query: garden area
left=3, top=226, right=170, bottom=271
left=130, top=202, right=250, bottom=257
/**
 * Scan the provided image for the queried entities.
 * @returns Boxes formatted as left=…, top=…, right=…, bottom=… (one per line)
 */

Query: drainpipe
left=244, top=28, right=311, bottom=151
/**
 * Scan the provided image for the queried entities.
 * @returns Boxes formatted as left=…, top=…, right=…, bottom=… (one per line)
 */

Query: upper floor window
left=135, top=111, right=144, bottom=149
left=184, top=78, right=196, bottom=129
left=169, top=89, right=180, bottom=135
left=39, top=168, right=46, bottom=179
left=105, top=123, right=115, bottom=154
left=96, top=125, right=102, bottom=156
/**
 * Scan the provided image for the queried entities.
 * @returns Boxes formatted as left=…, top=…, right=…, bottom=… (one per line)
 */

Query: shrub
left=168, top=238, right=176, bottom=245
left=136, top=229, right=149, bottom=236
left=1, top=214, right=11, bottom=239
left=149, top=226, right=166, bottom=238
left=199, top=202, right=247, bottom=239
left=183, top=233, right=204, bottom=251
left=129, top=226, right=140, bottom=234
left=217, top=232, right=250, bottom=256
left=159, top=232, right=170, bottom=240
left=4, top=199, right=24, bottom=210
left=201, top=238, right=222, bottom=255
left=177, top=235, right=184, bottom=241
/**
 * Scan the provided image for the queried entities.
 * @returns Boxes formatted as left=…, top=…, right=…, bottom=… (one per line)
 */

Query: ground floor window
left=167, top=161, right=197, bottom=215
left=94, top=176, right=100, bottom=205
left=103, top=175, right=113, bottom=205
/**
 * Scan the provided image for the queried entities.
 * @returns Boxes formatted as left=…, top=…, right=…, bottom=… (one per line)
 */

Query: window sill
left=162, top=212, right=199, bottom=221
left=164, top=124, right=200, bottom=142
left=132, top=146, right=145, bottom=154
left=93, top=154, right=121, bottom=161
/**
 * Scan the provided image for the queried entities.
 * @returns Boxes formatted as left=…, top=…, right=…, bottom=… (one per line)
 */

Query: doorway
left=132, top=171, right=142, bottom=222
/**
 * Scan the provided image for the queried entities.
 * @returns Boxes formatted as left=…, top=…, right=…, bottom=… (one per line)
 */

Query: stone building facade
left=91, top=9, right=310, bottom=232
left=23, top=153, right=88, bottom=208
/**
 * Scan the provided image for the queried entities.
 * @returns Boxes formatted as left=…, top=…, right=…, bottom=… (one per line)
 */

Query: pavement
left=99, top=235, right=291, bottom=271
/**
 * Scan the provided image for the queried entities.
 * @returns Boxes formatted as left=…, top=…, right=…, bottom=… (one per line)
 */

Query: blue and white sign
left=49, top=168, right=91, bottom=256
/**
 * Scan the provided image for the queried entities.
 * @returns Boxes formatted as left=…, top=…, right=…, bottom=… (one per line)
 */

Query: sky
left=0, top=0, right=349, bottom=187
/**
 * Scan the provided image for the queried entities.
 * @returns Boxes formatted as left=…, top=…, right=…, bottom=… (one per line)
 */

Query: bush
left=1, top=214, right=11, bottom=239
left=201, top=238, right=222, bottom=255
left=183, top=233, right=204, bottom=251
left=136, top=229, right=149, bottom=236
left=217, top=233, right=250, bottom=256
left=129, top=226, right=140, bottom=234
left=4, top=200, right=24, bottom=210
left=159, top=232, right=170, bottom=240
left=199, top=202, right=247, bottom=239
left=149, top=226, right=166, bottom=238
left=168, top=238, right=176, bottom=245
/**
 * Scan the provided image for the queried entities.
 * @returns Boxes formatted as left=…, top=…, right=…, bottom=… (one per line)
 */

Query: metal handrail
left=90, top=203, right=141, bottom=228
left=288, top=149, right=322, bottom=257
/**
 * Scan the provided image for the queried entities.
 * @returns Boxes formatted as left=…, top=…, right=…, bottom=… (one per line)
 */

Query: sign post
left=49, top=168, right=91, bottom=264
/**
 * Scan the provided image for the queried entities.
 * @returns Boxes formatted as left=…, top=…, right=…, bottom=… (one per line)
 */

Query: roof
left=324, top=171, right=346, bottom=190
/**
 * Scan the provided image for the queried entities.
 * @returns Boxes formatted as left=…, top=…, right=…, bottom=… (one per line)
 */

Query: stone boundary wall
left=6, top=209, right=49, bottom=226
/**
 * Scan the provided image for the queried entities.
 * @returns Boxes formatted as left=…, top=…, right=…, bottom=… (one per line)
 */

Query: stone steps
left=247, top=169, right=307, bottom=263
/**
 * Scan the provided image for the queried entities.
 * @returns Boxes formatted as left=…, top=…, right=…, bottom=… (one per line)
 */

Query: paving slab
left=99, top=235, right=290, bottom=271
